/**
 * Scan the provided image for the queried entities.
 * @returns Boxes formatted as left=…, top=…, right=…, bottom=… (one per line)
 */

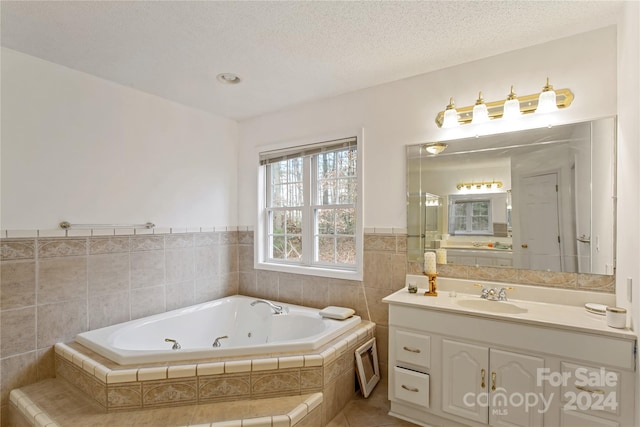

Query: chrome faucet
left=164, top=338, right=181, bottom=350
left=250, top=299, right=286, bottom=314
left=212, top=335, right=228, bottom=348
left=476, top=284, right=513, bottom=301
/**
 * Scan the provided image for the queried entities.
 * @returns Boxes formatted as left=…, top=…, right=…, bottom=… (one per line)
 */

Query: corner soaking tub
left=76, top=295, right=361, bottom=365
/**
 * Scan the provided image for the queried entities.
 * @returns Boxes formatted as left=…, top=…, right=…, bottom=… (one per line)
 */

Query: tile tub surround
left=1, top=230, right=240, bottom=422
left=52, top=321, right=374, bottom=425
left=9, top=380, right=324, bottom=427
left=1, top=228, right=614, bottom=422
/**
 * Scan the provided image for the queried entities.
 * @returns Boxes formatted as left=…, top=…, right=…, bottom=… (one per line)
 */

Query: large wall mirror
left=407, top=117, right=616, bottom=275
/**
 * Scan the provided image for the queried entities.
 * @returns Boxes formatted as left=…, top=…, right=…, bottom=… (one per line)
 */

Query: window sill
left=255, top=261, right=363, bottom=281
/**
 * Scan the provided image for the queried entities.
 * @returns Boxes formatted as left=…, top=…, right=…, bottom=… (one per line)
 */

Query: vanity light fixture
left=435, top=79, right=573, bottom=127
left=471, top=92, right=490, bottom=124
left=535, top=77, right=559, bottom=114
left=441, top=98, right=460, bottom=128
left=457, top=180, right=503, bottom=191
left=424, top=142, right=448, bottom=155
left=502, top=86, right=522, bottom=120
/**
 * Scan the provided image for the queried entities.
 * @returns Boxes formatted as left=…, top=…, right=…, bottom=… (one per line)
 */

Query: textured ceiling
left=1, top=1, right=623, bottom=121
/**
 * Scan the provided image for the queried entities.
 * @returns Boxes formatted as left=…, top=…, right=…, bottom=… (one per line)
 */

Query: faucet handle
left=474, top=283, right=490, bottom=299
left=497, top=287, right=514, bottom=301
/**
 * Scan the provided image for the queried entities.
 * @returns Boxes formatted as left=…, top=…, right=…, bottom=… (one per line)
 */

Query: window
left=257, top=132, right=363, bottom=280
left=449, top=198, right=493, bottom=235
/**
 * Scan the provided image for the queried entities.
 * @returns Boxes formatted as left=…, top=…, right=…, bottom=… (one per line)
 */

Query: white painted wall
left=613, top=5, right=640, bottom=425
left=237, top=27, right=617, bottom=229
left=1, top=48, right=239, bottom=230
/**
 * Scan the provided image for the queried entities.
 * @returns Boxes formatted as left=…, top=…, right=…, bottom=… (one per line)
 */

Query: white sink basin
left=456, top=298, right=528, bottom=314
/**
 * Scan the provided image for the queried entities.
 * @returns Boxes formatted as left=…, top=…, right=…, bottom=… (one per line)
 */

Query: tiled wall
left=1, top=231, right=239, bottom=422
left=0, top=230, right=614, bottom=423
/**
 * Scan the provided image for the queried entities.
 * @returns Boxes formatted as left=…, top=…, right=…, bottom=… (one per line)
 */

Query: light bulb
left=536, top=78, right=558, bottom=114
left=502, top=85, right=522, bottom=119
left=471, top=92, right=490, bottom=124
left=442, top=97, right=460, bottom=128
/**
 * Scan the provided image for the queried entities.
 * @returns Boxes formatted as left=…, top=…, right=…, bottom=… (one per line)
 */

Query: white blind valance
left=259, top=137, right=356, bottom=166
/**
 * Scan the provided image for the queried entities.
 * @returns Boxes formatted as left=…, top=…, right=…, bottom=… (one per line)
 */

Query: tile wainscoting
left=0, top=229, right=613, bottom=424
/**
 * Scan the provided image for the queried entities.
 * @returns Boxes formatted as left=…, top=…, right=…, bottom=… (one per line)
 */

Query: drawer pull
left=575, top=385, right=605, bottom=395
left=402, top=346, right=421, bottom=353
left=401, top=384, right=419, bottom=393
left=491, top=372, right=496, bottom=391
left=481, top=369, right=486, bottom=389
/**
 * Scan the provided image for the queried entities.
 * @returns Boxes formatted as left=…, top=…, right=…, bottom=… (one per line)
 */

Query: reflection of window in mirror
left=449, top=198, right=493, bottom=235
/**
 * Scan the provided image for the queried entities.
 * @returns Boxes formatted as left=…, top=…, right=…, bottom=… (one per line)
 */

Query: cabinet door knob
left=481, top=369, right=486, bottom=389
left=401, top=384, right=419, bottom=393
left=491, top=372, right=497, bottom=391
left=521, top=244, right=528, bottom=248
left=402, top=346, right=421, bottom=353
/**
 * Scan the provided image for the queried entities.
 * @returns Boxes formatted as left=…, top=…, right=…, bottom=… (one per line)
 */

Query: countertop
left=382, top=279, right=636, bottom=341
left=442, top=245, right=512, bottom=252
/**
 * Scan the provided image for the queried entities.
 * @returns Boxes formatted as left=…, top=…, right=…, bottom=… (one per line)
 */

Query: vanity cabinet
left=384, top=297, right=636, bottom=427
left=447, top=249, right=513, bottom=267
left=442, top=340, right=544, bottom=426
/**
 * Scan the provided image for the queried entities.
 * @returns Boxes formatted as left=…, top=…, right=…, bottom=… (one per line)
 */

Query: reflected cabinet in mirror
left=407, top=117, right=616, bottom=275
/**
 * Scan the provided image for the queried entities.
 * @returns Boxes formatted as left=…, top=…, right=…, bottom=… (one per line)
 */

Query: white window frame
left=256, top=129, right=364, bottom=280
left=448, top=196, right=494, bottom=236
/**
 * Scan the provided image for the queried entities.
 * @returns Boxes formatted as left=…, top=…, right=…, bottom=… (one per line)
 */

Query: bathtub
left=76, top=295, right=361, bottom=365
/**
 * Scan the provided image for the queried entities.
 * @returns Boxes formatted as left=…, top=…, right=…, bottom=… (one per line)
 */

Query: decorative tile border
left=54, top=321, right=374, bottom=412
left=0, top=226, right=249, bottom=240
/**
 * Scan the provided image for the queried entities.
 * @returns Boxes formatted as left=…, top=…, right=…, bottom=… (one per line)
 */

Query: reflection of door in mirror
left=516, top=172, right=561, bottom=271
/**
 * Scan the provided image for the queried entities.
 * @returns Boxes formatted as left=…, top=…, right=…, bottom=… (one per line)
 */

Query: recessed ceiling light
left=216, top=73, right=241, bottom=85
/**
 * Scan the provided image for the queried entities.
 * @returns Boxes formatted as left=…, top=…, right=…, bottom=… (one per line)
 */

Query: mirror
left=407, top=117, right=616, bottom=275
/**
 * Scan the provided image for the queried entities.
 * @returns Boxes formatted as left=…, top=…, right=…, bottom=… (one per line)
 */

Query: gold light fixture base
left=435, top=88, right=574, bottom=127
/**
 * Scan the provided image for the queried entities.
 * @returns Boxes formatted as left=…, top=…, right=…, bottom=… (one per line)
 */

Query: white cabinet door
left=561, top=410, right=620, bottom=427
left=442, top=339, right=489, bottom=424
left=489, top=349, right=545, bottom=427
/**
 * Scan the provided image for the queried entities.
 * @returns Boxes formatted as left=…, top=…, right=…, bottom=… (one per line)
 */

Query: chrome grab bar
left=59, top=221, right=155, bottom=229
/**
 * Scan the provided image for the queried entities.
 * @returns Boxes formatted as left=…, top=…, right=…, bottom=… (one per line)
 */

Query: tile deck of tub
left=9, top=321, right=375, bottom=426
left=9, top=379, right=323, bottom=427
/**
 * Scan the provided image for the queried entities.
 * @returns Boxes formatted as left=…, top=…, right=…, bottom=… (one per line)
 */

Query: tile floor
left=327, top=377, right=418, bottom=427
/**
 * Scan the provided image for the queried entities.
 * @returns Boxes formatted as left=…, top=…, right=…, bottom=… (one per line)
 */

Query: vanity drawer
left=395, top=330, right=430, bottom=369
left=394, top=366, right=430, bottom=408
left=560, top=362, right=620, bottom=416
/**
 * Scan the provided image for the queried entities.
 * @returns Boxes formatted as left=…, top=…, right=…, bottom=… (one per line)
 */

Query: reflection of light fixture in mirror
left=425, top=198, right=440, bottom=207
left=457, top=180, right=503, bottom=190
left=471, top=92, right=490, bottom=124
left=442, top=98, right=460, bottom=128
left=424, top=142, right=448, bottom=155
left=535, top=78, right=558, bottom=114
left=502, top=86, right=522, bottom=119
